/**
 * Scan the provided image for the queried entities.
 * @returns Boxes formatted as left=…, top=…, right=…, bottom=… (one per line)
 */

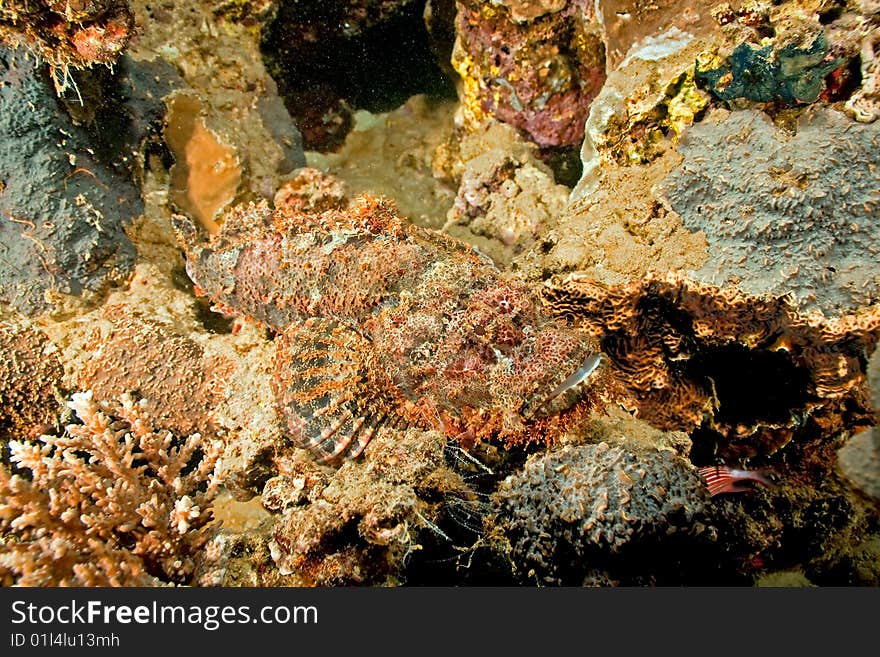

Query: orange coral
left=78, top=306, right=233, bottom=437
left=0, top=323, right=64, bottom=445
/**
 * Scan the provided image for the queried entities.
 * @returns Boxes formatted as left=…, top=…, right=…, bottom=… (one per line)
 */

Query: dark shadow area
left=687, top=344, right=811, bottom=428
left=262, top=0, right=458, bottom=151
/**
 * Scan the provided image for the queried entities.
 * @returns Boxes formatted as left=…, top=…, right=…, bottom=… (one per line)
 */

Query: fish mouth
left=524, top=352, right=604, bottom=418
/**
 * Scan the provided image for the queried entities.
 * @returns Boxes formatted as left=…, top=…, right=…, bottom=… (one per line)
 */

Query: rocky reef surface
left=1, top=0, right=879, bottom=587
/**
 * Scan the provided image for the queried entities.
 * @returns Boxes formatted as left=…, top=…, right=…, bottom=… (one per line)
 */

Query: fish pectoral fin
left=272, top=317, right=391, bottom=463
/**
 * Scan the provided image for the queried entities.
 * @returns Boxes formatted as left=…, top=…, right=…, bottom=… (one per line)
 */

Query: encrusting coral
left=663, top=107, right=880, bottom=317
left=0, top=323, right=65, bottom=448
left=0, top=391, right=220, bottom=586
left=78, top=305, right=233, bottom=437
left=495, top=441, right=713, bottom=585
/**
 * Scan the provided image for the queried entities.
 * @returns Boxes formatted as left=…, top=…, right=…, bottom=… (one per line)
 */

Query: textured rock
left=451, top=0, right=606, bottom=148
left=664, top=107, right=880, bottom=317
left=495, top=441, right=711, bottom=584
left=0, top=47, right=140, bottom=315
left=444, top=120, right=569, bottom=252
left=266, top=427, right=459, bottom=585
left=131, top=0, right=306, bottom=204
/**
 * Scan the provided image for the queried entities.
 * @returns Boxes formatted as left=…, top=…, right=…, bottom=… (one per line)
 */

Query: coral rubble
left=443, top=120, right=569, bottom=256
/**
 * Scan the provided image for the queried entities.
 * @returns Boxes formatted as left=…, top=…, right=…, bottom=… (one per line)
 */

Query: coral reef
left=664, top=107, right=880, bottom=317
left=838, top=346, right=880, bottom=502
left=175, top=195, right=605, bottom=460
left=495, top=441, right=713, bottom=585
left=0, top=46, right=140, bottom=315
left=0, top=0, right=134, bottom=90
left=0, top=391, right=220, bottom=586
left=451, top=0, right=606, bottom=148
left=845, top=28, right=880, bottom=122
left=571, top=28, right=711, bottom=199
left=1, top=0, right=877, bottom=590
left=543, top=273, right=880, bottom=463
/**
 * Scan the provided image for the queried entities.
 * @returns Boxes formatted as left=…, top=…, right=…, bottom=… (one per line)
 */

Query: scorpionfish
left=173, top=195, right=604, bottom=462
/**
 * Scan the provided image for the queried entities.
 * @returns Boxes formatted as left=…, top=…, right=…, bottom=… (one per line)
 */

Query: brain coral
left=495, top=442, right=710, bottom=585
left=663, top=107, right=880, bottom=317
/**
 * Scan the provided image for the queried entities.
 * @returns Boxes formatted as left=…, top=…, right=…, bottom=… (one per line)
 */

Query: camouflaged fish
left=173, top=195, right=603, bottom=462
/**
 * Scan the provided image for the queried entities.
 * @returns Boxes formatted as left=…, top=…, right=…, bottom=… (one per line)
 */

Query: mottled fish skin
left=174, top=195, right=603, bottom=460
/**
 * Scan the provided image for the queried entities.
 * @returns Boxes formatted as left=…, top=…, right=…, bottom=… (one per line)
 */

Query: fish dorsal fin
left=272, top=195, right=406, bottom=238
left=272, top=318, right=394, bottom=463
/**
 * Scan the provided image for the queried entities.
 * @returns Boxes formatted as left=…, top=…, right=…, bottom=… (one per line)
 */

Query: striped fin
left=272, top=318, right=393, bottom=463
left=698, top=465, right=773, bottom=497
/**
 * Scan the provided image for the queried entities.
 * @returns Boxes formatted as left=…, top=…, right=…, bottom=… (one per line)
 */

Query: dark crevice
left=686, top=345, right=811, bottom=428
left=262, top=1, right=457, bottom=151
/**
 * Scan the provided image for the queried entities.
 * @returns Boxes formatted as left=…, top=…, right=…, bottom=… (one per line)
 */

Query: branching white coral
left=0, top=391, right=220, bottom=586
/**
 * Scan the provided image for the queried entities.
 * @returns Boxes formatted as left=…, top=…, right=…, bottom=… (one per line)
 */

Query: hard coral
left=495, top=441, right=711, bottom=585
left=175, top=195, right=604, bottom=462
left=664, top=107, right=880, bottom=317
left=0, top=391, right=220, bottom=586
left=543, top=273, right=880, bottom=463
